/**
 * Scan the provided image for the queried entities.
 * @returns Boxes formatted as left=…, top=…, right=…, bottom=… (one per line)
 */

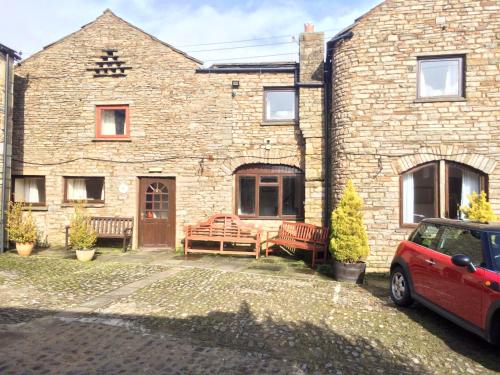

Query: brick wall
left=13, top=11, right=325, bottom=248
left=329, top=0, right=499, bottom=270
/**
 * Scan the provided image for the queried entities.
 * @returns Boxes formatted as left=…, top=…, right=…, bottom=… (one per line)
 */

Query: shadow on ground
left=0, top=303, right=426, bottom=375
left=362, top=273, right=500, bottom=373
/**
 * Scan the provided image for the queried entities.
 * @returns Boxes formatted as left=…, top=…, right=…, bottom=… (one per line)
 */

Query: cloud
left=1, top=0, right=381, bottom=64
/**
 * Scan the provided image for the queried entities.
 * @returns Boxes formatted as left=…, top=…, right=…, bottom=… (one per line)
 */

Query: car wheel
left=390, top=266, right=413, bottom=307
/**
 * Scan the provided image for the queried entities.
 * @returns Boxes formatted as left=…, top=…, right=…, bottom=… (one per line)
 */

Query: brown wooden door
left=138, top=178, right=175, bottom=247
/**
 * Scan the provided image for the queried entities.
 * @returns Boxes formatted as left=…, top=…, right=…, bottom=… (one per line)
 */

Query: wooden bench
left=65, top=216, right=134, bottom=252
left=265, top=222, right=329, bottom=268
left=184, top=214, right=261, bottom=258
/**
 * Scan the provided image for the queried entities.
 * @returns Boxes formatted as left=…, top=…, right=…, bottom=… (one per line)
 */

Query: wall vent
left=87, top=49, right=132, bottom=77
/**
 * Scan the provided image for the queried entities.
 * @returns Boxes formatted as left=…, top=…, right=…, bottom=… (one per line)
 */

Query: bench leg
left=184, top=238, right=189, bottom=255
left=312, top=249, right=317, bottom=269
left=65, top=227, right=69, bottom=251
left=323, top=246, right=328, bottom=263
left=122, top=236, right=127, bottom=253
left=265, top=232, right=270, bottom=257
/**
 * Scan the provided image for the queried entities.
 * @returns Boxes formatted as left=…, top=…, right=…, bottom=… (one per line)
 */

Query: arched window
left=235, top=164, right=304, bottom=219
left=401, top=161, right=487, bottom=225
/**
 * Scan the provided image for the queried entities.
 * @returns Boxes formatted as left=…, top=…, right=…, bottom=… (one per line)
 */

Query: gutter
left=196, top=67, right=296, bottom=74
left=1, top=53, right=10, bottom=253
left=324, top=31, right=353, bottom=224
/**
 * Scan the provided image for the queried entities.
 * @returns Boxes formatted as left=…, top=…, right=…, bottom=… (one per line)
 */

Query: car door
left=431, top=227, right=484, bottom=327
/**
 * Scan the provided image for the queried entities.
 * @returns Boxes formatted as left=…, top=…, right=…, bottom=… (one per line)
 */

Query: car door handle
left=425, top=259, right=436, bottom=265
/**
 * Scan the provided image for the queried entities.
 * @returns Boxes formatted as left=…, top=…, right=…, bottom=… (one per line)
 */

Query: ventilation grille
left=87, top=49, right=132, bottom=77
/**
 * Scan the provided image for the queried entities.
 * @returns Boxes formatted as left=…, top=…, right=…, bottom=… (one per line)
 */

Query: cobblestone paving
left=0, top=251, right=499, bottom=374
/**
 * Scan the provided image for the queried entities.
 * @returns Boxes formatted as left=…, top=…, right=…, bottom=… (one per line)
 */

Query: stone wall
left=13, top=11, right=325, bottom=248
left=329, top=0, right=499, bottom=270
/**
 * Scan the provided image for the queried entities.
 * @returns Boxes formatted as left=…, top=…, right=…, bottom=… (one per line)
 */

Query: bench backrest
left=278, top=222, right=329, bottom=245
left=90, top=216, right=133, bottom=235
left=187, top=214, right=260, bottom=238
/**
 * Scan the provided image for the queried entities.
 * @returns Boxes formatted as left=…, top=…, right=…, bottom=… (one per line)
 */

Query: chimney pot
left=304, top=23, right=314, bottom=33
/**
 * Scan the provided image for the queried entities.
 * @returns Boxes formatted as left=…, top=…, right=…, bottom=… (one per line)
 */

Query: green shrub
left=460, top=191, right=498, bottom=223
left=6, top=201, right=38, bottom=244
left=69, top=203, right=97, bottom=250
left=329, top=180, right=370, bottom=263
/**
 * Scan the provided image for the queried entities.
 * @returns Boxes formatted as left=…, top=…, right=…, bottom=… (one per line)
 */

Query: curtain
left=67, top=179, right=87, bottom=200
left=101, top=110, right=116, bottom=135
left=420, top=60, right=458, bottom=97
left=460, top=170, right=480, bottom=218
left=403, top=172, right=415, bottom=224
left=443, top=61, right=458, bottom=96
left=14, top=178, right=40, bottom=203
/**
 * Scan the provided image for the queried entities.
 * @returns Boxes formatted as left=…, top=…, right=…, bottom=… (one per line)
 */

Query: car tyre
left=390, top=266, right=413, bottom=307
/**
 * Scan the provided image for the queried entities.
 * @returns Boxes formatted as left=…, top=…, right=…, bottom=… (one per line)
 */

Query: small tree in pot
left=329, top=180, right=370, bottom=283
left=69, top=204, right=97, bottom=262
left=460, top=191, right=498, bottom=223
left=6, top=202, right=38, bottom=256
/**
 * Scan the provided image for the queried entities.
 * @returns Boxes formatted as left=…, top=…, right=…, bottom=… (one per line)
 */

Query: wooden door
left=138, top=178, right=175, bottom=247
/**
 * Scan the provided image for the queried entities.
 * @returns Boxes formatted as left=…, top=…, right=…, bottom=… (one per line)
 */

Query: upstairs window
left=96, top=105, right=129, bottom=138
left=64, top=177, right=105, bottom=203
left=264, top=88, right=296, bottom=123
left=13, top=176, right=46, bottom=205
left=236, top=164, right=304, bottom=219
left=417, top=56, right=464, bottom=99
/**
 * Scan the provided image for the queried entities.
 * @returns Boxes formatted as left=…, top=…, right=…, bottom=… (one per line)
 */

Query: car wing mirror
left=451, top=254, right=476, bottom=273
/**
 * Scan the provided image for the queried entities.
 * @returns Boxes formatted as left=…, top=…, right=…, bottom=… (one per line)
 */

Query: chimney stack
left=299, top=23, right=324, bottom=83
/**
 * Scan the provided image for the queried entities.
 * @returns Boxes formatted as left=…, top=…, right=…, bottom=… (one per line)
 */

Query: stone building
left=327, top=0, right=499, bottom=270
left=12, top=11, right=325, bottom=249
left=0, top=44, right=20, bottom=252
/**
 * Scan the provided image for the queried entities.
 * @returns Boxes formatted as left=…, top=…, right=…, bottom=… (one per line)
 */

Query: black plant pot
left=332, top=260, right=366, bottom=284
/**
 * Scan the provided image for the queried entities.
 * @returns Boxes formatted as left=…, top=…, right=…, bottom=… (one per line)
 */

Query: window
left=401, top=161, right=487, bottom=226
left=96, top=105, right=129, bottom=138
left=437, top=227, right=484, bottom=266
left=236, top=164, right=304, bottom=219
left=13, top=176, right=46, bottom=205
left=417, top=56, right=464, bottom=99
left=64, top=177, right=105, bottom=203
left=409, top=223, right=439, bottom=249
left=264, top=88, right=296, bottom=122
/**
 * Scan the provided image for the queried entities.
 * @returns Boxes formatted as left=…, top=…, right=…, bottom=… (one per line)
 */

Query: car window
left=437, top=227, right=484, bottom=265
left=410, top=223, right=439, bottom=249
left=487, top=232, right=500, bottom=271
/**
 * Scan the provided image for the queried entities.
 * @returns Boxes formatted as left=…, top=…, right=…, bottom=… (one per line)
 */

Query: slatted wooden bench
left=265, top=222, right=329, bottom=268
left=184, top=214, right=261, bottom=258
left=65, top=216, right=134, bottom=252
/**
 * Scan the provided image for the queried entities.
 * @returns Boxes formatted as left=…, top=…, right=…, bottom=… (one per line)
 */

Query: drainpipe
left=1, top=52, right=10, bottom=253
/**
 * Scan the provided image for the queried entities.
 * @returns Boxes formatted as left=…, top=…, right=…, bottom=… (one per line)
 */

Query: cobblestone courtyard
left=0, top=248, right=498, bottom=374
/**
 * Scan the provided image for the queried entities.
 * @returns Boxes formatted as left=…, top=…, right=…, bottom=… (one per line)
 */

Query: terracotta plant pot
left=16, top=242, right=34, bottom=257
left=332, top=260, right=366, bottom=284
left=76, top=248, right=95, bottom=262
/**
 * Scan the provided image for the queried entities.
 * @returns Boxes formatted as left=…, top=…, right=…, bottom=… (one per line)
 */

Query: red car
left=390, top=218, right=500, bottom=344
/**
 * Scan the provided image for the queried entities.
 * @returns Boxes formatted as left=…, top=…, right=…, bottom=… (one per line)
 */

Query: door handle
left=425, top=259, right=436, bottom=265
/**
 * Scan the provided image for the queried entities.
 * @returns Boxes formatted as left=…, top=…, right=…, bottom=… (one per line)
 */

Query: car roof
left=422, top=218, right=500, bottom=231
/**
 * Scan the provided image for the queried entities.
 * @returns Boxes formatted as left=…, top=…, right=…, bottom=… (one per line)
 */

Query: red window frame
left=95, top=105, right=130, bottom=139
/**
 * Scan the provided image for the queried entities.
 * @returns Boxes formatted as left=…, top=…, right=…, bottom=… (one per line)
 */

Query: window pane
left=66, top=178, right=104, bottom=202
left=419, top=58, right=461, bottom=97
left=238, top=176, right=255, bottom=215
left=487, top=233, right=500, bottom=271
left=259, top=186, right=278, bottom=216
left=410, top=223, right=439, bottom=248
left=14, top=177, right=45, bottom=204
left=282, top=176, right=300, bottom=216
left=100, top=109, right=126, bottom=135
left=403, top=165, right=437, bottom=224
left=86, top=178, right=104, bottom=201
left=265, top=90, right=295, bottom=121
left=438, top=227, right=484, bottom=265
left=260, top=176, right=278, bottom=183
left=447, top=165, right=481, bottom=219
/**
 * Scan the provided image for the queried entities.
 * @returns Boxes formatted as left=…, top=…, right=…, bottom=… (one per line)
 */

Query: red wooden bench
left=265, top=222, right=329, bottom=268
left=65, top=216, right=133, bottom=252
left=184, top=214, right=261, bottom=258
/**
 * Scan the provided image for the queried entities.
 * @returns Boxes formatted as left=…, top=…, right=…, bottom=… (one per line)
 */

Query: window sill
left=261, top=121, right=297, bottom=126
left=21, top=206, right=48, bottom=212
left=61, top=203, right=105, bottom=208
left=414, top=97, right=466, bottom=103
left=239, top=217, right=304, bottom=221
left=92, top=138, right=131, bottom=142
left=400, top=224, right=418, bottom=229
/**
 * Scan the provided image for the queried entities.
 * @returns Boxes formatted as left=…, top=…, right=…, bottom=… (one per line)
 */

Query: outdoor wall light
left=231, top=80, right=240, bottom=89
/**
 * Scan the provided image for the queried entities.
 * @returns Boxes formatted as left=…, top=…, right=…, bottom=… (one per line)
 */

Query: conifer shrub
left=69, top=203, right=97, bottom=250
left=460, top=191, right=498, bottom=223
left=329, top=180, right=370, bottom=263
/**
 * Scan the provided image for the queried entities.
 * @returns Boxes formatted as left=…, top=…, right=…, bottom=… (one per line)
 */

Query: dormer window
left=96, top=105, right=130, bottom=139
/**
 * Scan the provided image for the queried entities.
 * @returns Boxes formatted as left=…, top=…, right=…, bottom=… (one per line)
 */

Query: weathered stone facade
left=329, top=0, right=499, bottom=270
left=13, top=11, right=325, bottom=248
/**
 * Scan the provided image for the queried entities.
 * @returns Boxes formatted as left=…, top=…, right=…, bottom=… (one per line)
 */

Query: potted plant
left=69, top=203, right=97, bottom=262
left=6, top=201, right=38, bottom=256
left=460, top=191, right=498, bottom=223
left=329, top=180, right=370, bottom=284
